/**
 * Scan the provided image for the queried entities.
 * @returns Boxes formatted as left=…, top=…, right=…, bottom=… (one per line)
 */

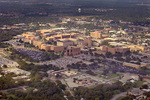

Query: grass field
left=116, top=96, right=125, bottom=100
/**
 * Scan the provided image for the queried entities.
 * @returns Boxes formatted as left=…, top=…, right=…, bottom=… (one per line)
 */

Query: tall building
left=65, top=46, right=81, bottom=56
left=84, top=37, right=93, bottom=47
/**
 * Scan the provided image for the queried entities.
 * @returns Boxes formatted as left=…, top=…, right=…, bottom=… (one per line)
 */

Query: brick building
left=65, top=46, right=81, bottom=56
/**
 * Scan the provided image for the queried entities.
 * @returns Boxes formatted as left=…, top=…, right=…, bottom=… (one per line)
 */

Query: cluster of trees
left=0, top=92, right=7, bottom=99
left=46, top=40, right=57, bottom=46
left=0, top=0, right=149, bottom=26
left=6, top=79, right=65, bottom=100
left=121, top=84, right=150, bottom=100
left=17, top=60, right=61, bottom=73
left=0, top=43, right=11, bottom=48
left=24, top=42, right=35, bottom=48
left=0, top=16, right=61, bottom=26
left=67, top=62, right=88, bottom=69
left=86, top=70, right=97, bottom=76
left=0, top=76, right=16, bottom=90
left=74, top=81, right=138, bottom=100
left=7, top=46, right=62, bottom=62
left=0, top=31, right=22, bottom=42
left=62, top=22, right=100, bottom=30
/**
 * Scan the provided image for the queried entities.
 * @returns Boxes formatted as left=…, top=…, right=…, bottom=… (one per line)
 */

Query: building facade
left=65, top=46, right=81, bottom=56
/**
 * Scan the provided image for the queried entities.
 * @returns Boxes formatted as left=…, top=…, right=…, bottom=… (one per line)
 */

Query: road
left=0, top=86, right=28, bottom=92
left=110, top=88, right=139, bottom=100
left=110, top=92, right=127, bottom=100
left=106, top=58, right=123, bottom=64
left=61, top=79, right=75, bottom=97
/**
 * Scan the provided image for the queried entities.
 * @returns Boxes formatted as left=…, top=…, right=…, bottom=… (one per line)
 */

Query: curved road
left=111, top=88, right=139, bottom=100
left=0, top=86, right=28, bottom=92
left=110, top=92, right=127, bottom=100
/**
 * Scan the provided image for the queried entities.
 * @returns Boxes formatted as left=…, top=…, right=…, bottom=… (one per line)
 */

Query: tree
left=31, top=73, right=42, bottom=82
left=65, top=91, right=71, bottom=96
left=86, top=70, right=96, bottom=76
left=0, top=76, right=16, bottom=90
left=102, top=69, right=109, bottom=75
left=141, top=84, right=148, bottom=89
left=106, top=52, right=112, bottom=58
left=112, top=70, right=117, bottom=74
left=2, top=65, right=7, bottom=68
left=78, top=69, right=81, bottom=72
left=56, top=80, right=66, bottom=90
left=68, top=68, right=71, bottom=71
left=95, top=98, right=100, bottom=100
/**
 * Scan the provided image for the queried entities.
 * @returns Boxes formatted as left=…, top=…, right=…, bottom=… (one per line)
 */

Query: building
left=53, top=35, right=62, bottom=40
left=126, top=45, right=147, bottom=52
left=70, top=33, right=80, bottom=38
left=22, top=32, right=38, bottom=40
left=101, top=45, right=108, bottom=52
left=65, top=46, right=81, bottom=56
left=119, top=73, right=139, bottom=84
left=62, top=34, right=71, bottom=39
left=45, top=33, right=79, bottom=41
left=40, top=44, right=51, bottom=51
left=103, top=38, right=118, bottom=41
left=108, top=47, right=116, bottom=54
left=26, top=35, right=35, bottom=40
left=57, top=39, right=73, bottom=47
left=90, top=31, right=102, bottom=38
left=140, top=62, right=149, bottom=68
left=32, top=40, right=43, bottom=48
left=123, top=62, right=140, bottom=69
left=40, top=44, right=64, bottom=52
left=108, top=42, right=125, bottom=47
left=76, top=39, right=87, bottom=46
left=92, top=51, right=106, bottom=56
left=100, top=45, right=130, bottom=55
left=84, top=37, right=93, bottom=47
left=51, top=46, right=64, bottom=52
left=115, top=47, right=130, bottom=53
left=46, top=37, right=54, bottom=41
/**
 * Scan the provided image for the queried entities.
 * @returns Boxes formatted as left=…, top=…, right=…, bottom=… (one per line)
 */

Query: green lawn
left=0, top=53, right=5, bottom=57
left=135, top=80, right=144, bottom=88
left=105, top=73, right=120, bottom=79
left=116, top=96, right=125, bottom=100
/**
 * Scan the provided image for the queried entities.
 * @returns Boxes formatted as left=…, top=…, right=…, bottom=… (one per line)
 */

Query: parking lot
left=4, top=40, right=24, bottom=47
left=107, top=65, right=149, bottom=75
left=16, top=48, right=44, bottom=61
left=37, top=56, right=81, bottom=68
left=2, top=67, right=31, bottom=75
left=0, top=55, right=19, bottom=67
left=73, top=54, right=96, bottom=61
